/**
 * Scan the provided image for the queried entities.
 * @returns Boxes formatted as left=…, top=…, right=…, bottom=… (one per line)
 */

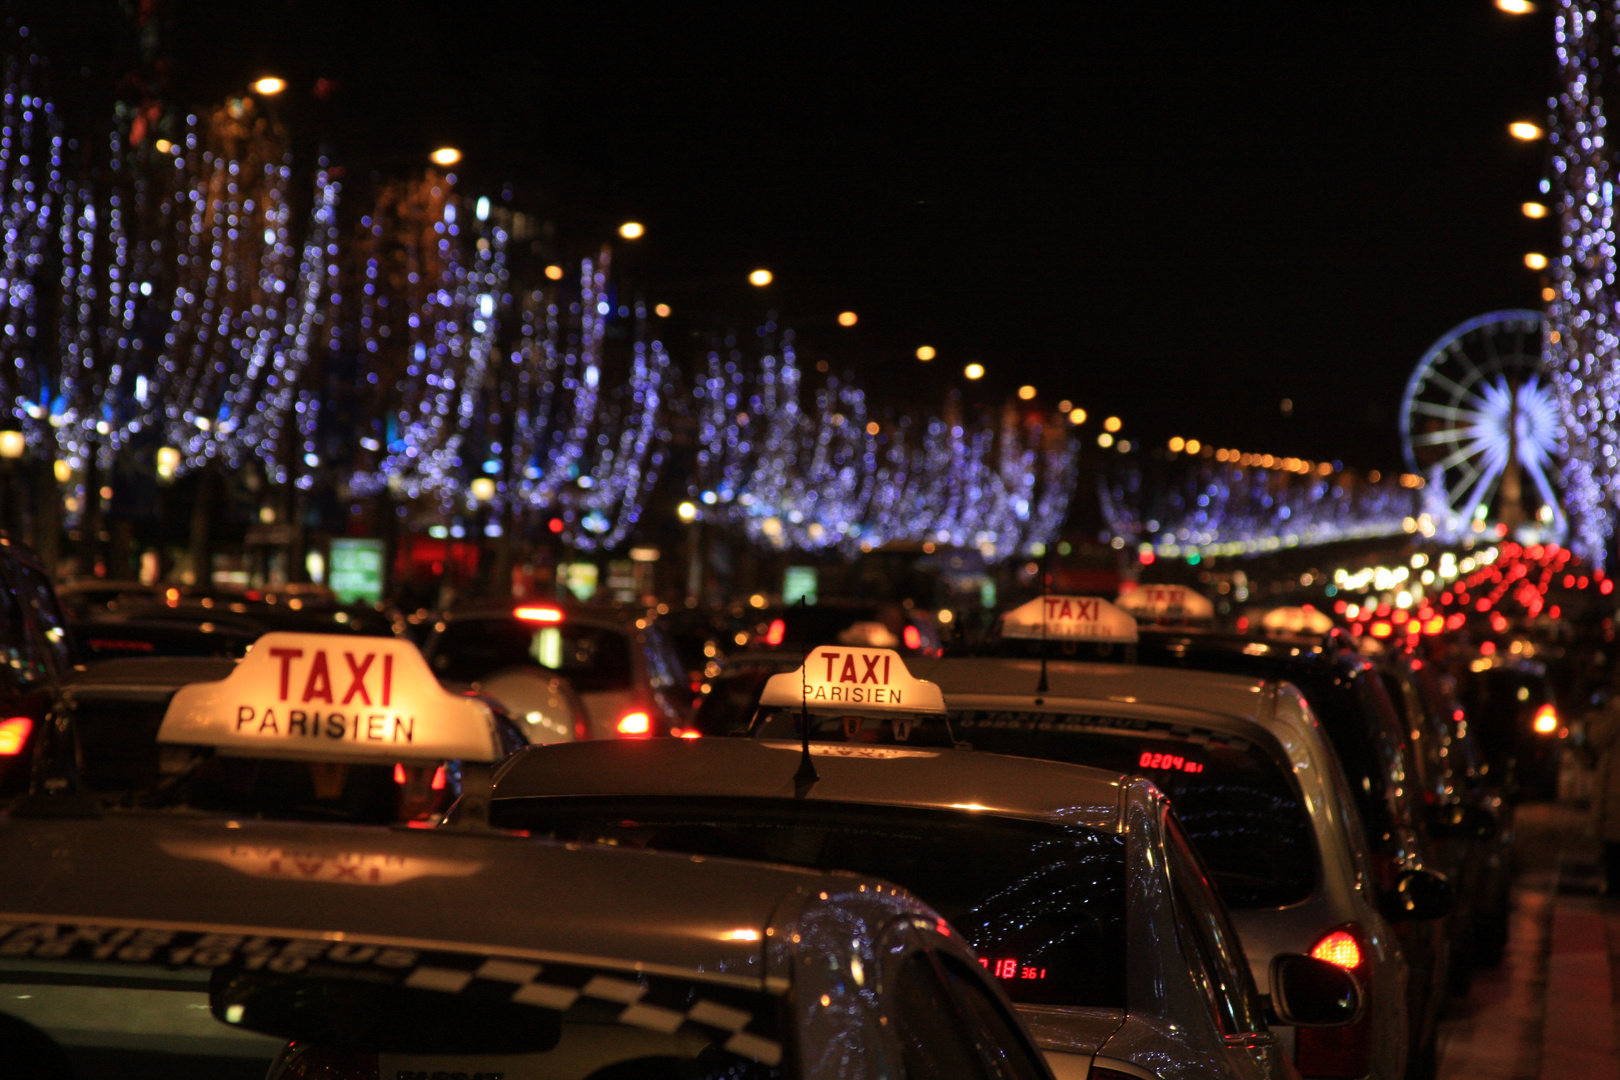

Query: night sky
left=27, top=2, right=1556, bottom=469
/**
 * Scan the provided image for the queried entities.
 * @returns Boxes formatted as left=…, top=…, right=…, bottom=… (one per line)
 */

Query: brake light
left=431, top=765, right=446, bottom=790
left=1298, top=926, right=1371, bottom=1077
left=0, top=717, right=31, bottom=756
left=675, top=728, right=702, bottom=739
left=903, top=625, right=922, bottom=650
left=1533, top=704, right=1559, bottom=734
left=1310, top=929, right=1364, bottom=970
left=765, top=618, right=786, bottom=646
left=617, top=711, right=651, bottom=736
left=515, top=606, right=564, bottom=623
left=393, top=763, right=406, bottom=784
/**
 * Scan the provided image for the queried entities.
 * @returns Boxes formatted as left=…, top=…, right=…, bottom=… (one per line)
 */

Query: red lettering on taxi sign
left=1001, top=596, right=1139, bottom=643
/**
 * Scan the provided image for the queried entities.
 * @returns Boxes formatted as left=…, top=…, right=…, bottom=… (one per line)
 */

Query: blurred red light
left=617, top=711, right=652, bottom=736
left=1140, top=550, right=1156, bottom=565
left=903, top=625, right=922, bottom=650
left=1480, top=641, right=1496, bottom=655
left=1311, top=930, right=1363, bottom=970
left=515, top=606, right=563, bottom=623
left=1369, top=621, right=1393, bottom=638
left=765, top=618, right=786, bottom=646
left=0, top=716, right=30, bottom=756
left=548, top=517, right=565, bottom=534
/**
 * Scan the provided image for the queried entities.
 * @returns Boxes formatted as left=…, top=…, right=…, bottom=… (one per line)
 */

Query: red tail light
left=903, top=625, right=922, bottom=650
left=514, top=606, right=563, bottom=623
left=617, top=711, right=652, bottom=736
left=0, top=716, right=32, bottom=756
left=765, top=618, right=786, bottom=646
left=1309, top=929, right=1364, bottom=970
left=675, top=728, right=702, bottom=739
left=574, top=714, right=591, bottom=741
left=1297, top=925, right=1371, bottom=1078
left=430, top=765, right=446, bottom=790
left=393, top=763, right=406, bottom=784
left=1533, top=703, right=1559, bottom=735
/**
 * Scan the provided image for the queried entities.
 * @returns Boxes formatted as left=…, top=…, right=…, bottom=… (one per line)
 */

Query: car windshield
left=429, top=618, right=633, bottom=692
left=490, top=796, right=1128, bottom=1008
left=0, top=922, right=783, bottom=1080
left=947, top=711, right=1318, bottom=908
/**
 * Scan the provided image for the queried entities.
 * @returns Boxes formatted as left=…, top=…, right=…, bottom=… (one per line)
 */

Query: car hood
left=1016, top=1005, right=1126, bottom=1055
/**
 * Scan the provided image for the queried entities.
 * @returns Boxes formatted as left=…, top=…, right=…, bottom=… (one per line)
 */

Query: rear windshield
left=491, top=796, right=1128, bottom=1009
left=429, top=619, right=632, bottom=692
left=949, top=711, right=1318, bottom=909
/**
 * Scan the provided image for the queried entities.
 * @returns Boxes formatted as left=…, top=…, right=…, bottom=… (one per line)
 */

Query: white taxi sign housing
left=759, top=646, right=947, bottom=718
left=1000, top=596, right=1139, bottom=643
left=1116, top=584, right=1215, bottom=621
left=157, top=633, right=500, bottom=764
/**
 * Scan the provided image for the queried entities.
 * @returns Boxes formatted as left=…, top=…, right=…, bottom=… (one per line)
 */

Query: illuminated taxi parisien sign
left=759, top=646, right=947, bottom=718
left=1115, top=584, right=1215, bottom=622
left=157, top=632, right=500, bottom=764
left=999, top=596, right=1140, bottom=643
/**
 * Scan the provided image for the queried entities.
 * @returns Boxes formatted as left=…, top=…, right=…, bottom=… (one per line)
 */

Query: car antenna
left=1036, top=554, right=1050, bottom=698
left=793, top=594, right=819, bottom=797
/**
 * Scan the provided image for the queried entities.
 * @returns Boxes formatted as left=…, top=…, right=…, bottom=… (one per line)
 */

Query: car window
left=936, top=953, right=1050, bottom=1080
left=642, top=624, right=683, bottom=689
left=949, top=710, right=1318, bottom=907
left=429, top=618, right=633, bottom=693
left=0, top=567, right=39, bottom=689
left=9, top=562, right=72, bottom=674
left=892, top=950, right=1000, bottom=1080
left=1162, top=812, right=1268, bottom=1036
left=493, top=796, right=1129, bottom=1008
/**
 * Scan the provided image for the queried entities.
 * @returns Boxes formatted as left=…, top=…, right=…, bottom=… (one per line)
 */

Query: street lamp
left=470, top=477, right=496, bottom=503
left=1522, top=201, right=1549, bottom=219
left=1508, top=121, right=1543, bottom=141
left=1017, top=385, right=1037, bottom=400
left=253, top=76, right=286, bottom=96
left=619, top=221, right=645, bottom=240
left=0, top=431, right=24, bottom=462
left=156, top=446, right=181, bottom=482
left=1496, top=0, right=1534, bottom=12
left=916, top=346, right=936, bottom=361
left=838, top=311, right=858, bottom=327
left=1525, top=252, right=1548, bottom=270
left=964, top=363, right=985, bottom=380
left=748, top=269, right=772, bottom=287
left=430, top=146, right=462, bottom=167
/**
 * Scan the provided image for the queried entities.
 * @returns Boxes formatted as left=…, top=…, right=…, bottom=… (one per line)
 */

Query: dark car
left=730, top=600, right=935, bottom=654
left=1378, top=650, right=1513, bottom=984
left=1465, top=656, right=1565, bottom=799
left=0, top=537, right=76, bottom=797
left=1134, top=627, right=1455, bottom=1079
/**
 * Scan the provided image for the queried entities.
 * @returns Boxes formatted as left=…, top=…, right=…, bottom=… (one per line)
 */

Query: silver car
left=478, top=735, right=1362, bottom=1080
left=908, top=653, right=1416, bottom=1080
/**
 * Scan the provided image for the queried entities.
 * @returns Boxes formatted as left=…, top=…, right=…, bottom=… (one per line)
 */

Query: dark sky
left=39, top=2, right=1559, bottom=469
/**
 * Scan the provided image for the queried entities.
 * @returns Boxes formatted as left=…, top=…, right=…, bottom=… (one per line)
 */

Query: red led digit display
left=979, top=957, right=1047, bottom=981
left=1138, top=750, right=1204, bottom=774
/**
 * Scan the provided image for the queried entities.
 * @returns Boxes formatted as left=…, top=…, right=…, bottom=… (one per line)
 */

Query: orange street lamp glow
left=619, top=221, right=645, bottom=239
left=964, top=363, right=985, bottom=380
left=748, top=269, right=773, bottom=286
left=1068, top=407, right=1087, bottom=425
left=1496, top=0, right=1534, bottom=12
left=1525, top=252, right=1548, bottom=270
left=838, top=311, right=858, bottom=327
left=544, top=264, right=565, bottom=281
left=430, top=147, right=462, bottom=166
left=253, top=77, right=286, bottom=96
left=1508, top=121, right=1543, bottom=141
left=1103, top=416, right=1122, bottom=433
left=916, top=345, right=936, bottom=361
left=1169, top=436, right=1186, bottom=452
left=654, top=303, right=671, bottom=317
left=1017, top=385, right=1037, bottom=400
left=1522, top=201, right=1549, bottom=219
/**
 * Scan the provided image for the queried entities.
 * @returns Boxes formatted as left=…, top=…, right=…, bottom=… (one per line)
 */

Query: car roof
left=63, top=656, right=239, bottom=698
left=489, top=737, right=1124, bottom=831
left=0, top=813, right=887, bottom=991
left=910, top=655, right=1276, bottom=731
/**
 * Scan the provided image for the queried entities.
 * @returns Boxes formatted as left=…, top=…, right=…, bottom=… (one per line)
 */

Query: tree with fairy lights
left=1546, top=0, right=1620, bottom=566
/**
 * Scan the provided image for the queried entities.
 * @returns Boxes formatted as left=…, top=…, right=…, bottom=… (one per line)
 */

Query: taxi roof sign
left=759, top=646, right=946, bottom=719
left=1259, top=605, right=1334, bottom=635
left=1115, top=584, right=1215, bottom=622
left=157, top=632, right=500, bottom=765
left=999, top=596, right=1139, bottom=643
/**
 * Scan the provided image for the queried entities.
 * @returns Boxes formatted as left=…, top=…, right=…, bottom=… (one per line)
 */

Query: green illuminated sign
left=329, top=538, right=386, bottom=606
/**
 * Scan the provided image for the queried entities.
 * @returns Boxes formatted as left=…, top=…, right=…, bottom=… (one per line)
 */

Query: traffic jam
left=3, top=557, right=1569, bottom=1080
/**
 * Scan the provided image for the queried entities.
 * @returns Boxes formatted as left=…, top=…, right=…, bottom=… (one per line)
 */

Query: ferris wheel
left=1398, top=309, right=1563, bottom=536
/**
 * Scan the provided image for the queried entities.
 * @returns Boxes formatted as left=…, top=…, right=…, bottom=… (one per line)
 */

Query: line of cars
left=0, top=555, right=1510, bottom=1077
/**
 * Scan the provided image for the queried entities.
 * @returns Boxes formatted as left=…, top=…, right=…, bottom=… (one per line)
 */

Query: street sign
left=329, top=538, right=386, bottom=606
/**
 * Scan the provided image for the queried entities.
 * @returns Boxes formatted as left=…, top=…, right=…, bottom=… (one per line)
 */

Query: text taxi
left=475, top=646, right=1364, bottom=1080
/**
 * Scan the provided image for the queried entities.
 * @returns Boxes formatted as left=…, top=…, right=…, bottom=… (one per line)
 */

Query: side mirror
left=1386, top=867, right=1452, bottom=922
left=1267, top=955, right=1363, bottom=1027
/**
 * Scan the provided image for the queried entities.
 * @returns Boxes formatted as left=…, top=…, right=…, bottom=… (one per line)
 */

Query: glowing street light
left=1525, top=252, right=1549, bottom=270
left=253, top=77, right=286, bottom=96
left=430, top=146, right=462, bottom=167
left=544, top=264, right=565, bottom=281
left=156, top=446, right=181, bottom=482
left=1496, top=0, right=1534, bottom=12
left=619, top=221, right=645, bottom=240
left=1508, top=121, right=1543, bottom=141
left=964, top=363, right=985, bottom=380
left=654, top=303, right=671, bottom=317
left=470, top=477, right=496, bottom=503
left=677, top=501, right=697, bottom=522
left=1068, top=407, right=1088, bottom=425
left=1522, top=201, right=1548, bottom=219
left=1103, top=416, right=1122, bottom=433
left=916, top=345, right=936, bottom=361
left=748, top=269, right=773, bottom=287
left=1017, top=385, right=1037, bottom=400
left=838, top=311, right=858, bottom=327
left=1169, top=436, right=1186, bottom=452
